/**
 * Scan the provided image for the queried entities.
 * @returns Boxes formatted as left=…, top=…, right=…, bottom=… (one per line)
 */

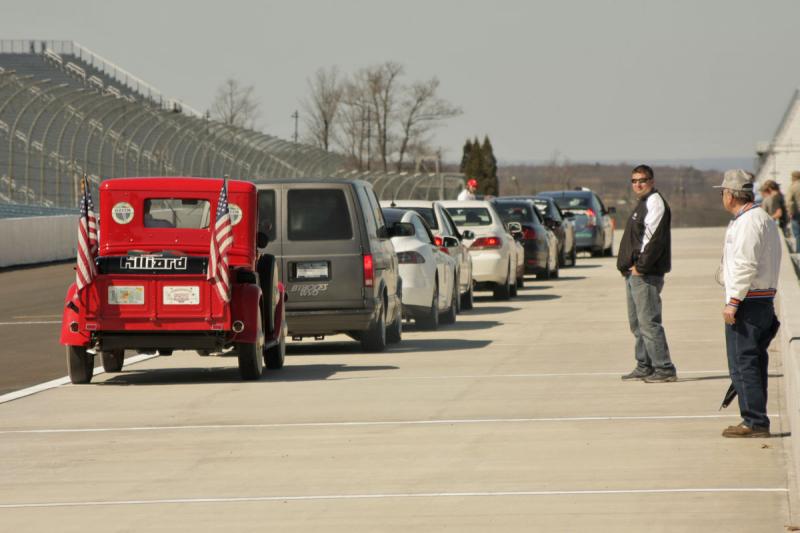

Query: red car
left=60, top=177, right=286, bottom=383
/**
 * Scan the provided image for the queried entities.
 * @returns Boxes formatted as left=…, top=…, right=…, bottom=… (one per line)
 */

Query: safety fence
left=332, top=169, right=466, bottom=201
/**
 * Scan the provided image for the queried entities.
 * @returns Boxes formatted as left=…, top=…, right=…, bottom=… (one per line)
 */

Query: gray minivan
left=254, top=179, right=402, bottom=352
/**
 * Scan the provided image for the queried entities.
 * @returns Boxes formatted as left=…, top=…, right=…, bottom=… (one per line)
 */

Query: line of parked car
left=253, top=178, right=616, bottom=354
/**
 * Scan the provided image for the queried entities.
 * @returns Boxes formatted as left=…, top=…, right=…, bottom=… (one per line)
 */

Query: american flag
left=208, top=178, right=233, bottom=302
left=71, top=175, right=98, bottom=307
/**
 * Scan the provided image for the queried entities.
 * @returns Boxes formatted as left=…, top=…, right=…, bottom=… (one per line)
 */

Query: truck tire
left=237, top=308, right=264, bottom=380
left=101, top=350, right=124, bottom=373
left=264, top=323, right=286, bottom=370
left=66, top=346, right=94, bottom=384
left=361, top=299, right=387, bottom=352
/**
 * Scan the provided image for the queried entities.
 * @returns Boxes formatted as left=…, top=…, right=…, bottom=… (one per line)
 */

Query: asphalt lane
left=0, top=262, right=74, bottom=395
left=0, top=228, right=791, bottom=531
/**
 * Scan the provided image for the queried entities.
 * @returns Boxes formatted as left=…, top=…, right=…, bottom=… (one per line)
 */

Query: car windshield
left=552, top=195, right=591, bottom=211
left=493, top=203, right=532, bottom=224
left=143, top=198, right=211, bottom=229
left=408, top=207, right=438, bottom=229
left=445, top=207, right=492, bottom=226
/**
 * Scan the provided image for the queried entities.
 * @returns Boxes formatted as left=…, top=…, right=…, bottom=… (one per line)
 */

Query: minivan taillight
left=471, top=236, right=502, bottom=249
left=363, top=254, right=374, bottom=287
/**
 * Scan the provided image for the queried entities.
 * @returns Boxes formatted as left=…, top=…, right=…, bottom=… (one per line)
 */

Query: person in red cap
left=458, top=178, right=478, bottom=201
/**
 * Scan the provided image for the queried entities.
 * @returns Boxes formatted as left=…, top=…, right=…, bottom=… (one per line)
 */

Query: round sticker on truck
left=112, top=202, right=135, bottom=224
left=229, top=203, right=242, bottom=226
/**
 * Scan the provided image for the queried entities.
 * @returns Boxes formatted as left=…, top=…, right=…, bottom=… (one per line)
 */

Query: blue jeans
left=792, top=219, right=800, bottom=252
left=725, top=299, right=779, bottom=429
left=625, top=274, right=675, bottom=372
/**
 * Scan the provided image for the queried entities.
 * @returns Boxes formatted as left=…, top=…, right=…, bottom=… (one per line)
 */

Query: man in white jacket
left=717, top=169, right=781, bottom=438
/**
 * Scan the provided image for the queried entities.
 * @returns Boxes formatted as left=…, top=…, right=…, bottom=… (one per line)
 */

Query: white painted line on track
left=0, top=487, right=787, bottom=509
left=0, top=320, right=60, bottom=326
left=0, top=413, right=762, bottom=435
left=0, top=353, right=159, bottom=405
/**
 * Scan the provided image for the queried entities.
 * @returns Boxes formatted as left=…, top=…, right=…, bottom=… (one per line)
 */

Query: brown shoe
left=722, top=422, right=770, bottom=438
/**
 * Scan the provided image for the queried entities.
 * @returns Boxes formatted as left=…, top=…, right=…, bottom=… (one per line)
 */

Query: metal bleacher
left=0, top=39, right=344, bottom=207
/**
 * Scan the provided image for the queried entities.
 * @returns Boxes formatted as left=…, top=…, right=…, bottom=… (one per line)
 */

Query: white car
left=440, top=200, right=519, bottom=300
left=382, top=207, right=458, bottom=329
left=381, top=200, right=475, bottom=310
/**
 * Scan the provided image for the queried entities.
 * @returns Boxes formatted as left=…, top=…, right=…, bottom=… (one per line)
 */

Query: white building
left=756, top=88, right=800, bottom=191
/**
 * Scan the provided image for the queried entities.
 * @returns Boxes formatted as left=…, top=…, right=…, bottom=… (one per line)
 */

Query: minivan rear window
left=445, top=207, right=492, bottom=226
left=287, top=189, right=353, bottom=241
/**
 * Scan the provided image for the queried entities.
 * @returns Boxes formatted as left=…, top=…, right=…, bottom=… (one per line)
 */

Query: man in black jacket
left=617, top=165, right=677, bottom=383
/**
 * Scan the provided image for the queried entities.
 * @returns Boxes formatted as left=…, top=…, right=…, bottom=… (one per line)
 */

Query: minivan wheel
left=386, top=307, right=402, bottom=344
left=417, top=284, right=440, bottom=330
left=440, top=282, right=457, bottom=325
left=66, top=345, right=94, bottom=384
left=361, top=300, right=387, bottom=352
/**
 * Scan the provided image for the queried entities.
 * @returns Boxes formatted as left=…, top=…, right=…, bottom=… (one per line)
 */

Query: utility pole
left=291, top=110, right=299, bottom=177
left=291, top=110, right=299, bottom=144
left=366, top=108, right=372, bottom=171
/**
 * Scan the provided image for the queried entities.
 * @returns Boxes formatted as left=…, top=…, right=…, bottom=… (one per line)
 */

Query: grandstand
left=0, top=39, right=343, bottom=207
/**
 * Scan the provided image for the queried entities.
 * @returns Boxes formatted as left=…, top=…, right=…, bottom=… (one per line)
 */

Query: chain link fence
left=332, top=169, right=465, bottom=201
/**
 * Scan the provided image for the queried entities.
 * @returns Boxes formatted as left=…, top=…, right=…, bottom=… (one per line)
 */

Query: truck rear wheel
left=101, top=350, right=124, bottom=373
left=66, top=346, right=94, bottom=384
left=237, top=309, right=264, bottom=380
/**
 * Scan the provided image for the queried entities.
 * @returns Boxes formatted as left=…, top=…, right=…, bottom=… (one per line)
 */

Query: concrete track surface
left=0, top=228, right=793, bottom=532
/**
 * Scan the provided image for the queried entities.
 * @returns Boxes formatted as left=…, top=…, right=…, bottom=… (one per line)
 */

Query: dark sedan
left=536, top=189, right=615, bottom=257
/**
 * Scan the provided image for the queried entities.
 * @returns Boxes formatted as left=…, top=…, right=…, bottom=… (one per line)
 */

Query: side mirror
left=562, top=211, right=575, bottom=219
left=506, top=221, right=523, bottom=234
left=442, top=236, right=459, bottom=248
left=377, top=226, right=390, bottom=239
left=388, top=222, right=415, bottom=237
left=256, top=231, right=269, bottom=249
left=607, top=206, right=617, bottom=214
left=545, top=217, right=561, bottom=229
left=461, top=229, right=475, bottom=240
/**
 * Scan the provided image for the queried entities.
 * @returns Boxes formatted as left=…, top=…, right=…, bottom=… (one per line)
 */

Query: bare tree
left=301, top=67, right=343, bottom=152
left=365, top=61, right=404, bottom=171
left=210, top=78, right=261, bottom=129
left=336, top=74, right=372, bottom=169
left=395, top=77, right=462, bottom=171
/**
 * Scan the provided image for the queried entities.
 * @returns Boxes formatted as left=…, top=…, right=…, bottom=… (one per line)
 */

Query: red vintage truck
left=60, top=177, right=285, bottom=383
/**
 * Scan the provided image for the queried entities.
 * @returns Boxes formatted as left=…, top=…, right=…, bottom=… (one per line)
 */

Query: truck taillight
left=471, top=236, right=502, bottom=249
left=363, top=254, right=374, bottom=287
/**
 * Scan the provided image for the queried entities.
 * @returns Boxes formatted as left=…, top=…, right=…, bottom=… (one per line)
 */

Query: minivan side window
left=257, top=190, right=276, bottom=241
left=355, top=186, right=378, bottom=238
left=367, top=189, right=388, bottom=238
left=287, top=189, right=353, bottom=241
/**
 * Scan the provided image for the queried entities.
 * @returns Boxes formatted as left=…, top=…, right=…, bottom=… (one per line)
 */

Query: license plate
left=163, top=286, right=200, bottom=305
left=296, top=261, right=329, bottom=280
left=108, top=286, right=144, bottom=305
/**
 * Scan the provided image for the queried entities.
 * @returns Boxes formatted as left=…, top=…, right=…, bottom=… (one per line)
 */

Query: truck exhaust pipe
left=232, top=321, right=245, bottom=333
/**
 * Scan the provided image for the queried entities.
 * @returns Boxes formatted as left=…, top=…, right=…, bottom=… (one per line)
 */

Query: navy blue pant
left=724, top=299, right=779, bottom=429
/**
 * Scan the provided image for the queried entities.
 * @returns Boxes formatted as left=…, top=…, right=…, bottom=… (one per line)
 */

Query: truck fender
left=230, top=282, right=262, bottom=343
left=60, top=283, right=91, bottom=346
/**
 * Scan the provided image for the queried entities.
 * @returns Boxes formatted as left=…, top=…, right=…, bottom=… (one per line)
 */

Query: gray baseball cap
left=713, top=169, right=754, bottom=191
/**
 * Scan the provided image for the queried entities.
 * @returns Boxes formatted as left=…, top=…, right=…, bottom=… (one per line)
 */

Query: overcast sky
left=2, top=0, right=799, bottom=164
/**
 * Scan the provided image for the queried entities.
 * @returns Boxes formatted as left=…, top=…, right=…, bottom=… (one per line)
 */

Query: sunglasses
left=631, top=177, right=651, bottom=185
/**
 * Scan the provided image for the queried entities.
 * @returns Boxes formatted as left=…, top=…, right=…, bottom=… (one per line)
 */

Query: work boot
left=621, top=367, right=653, bottom=380
left=722, top=422, right=770, bottom=438
left=643, top=369, right=677, bottom=383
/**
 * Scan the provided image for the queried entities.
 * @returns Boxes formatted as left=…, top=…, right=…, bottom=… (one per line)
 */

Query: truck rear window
left=143, top=199, right=210, bottom=229
left=288, top=189, right=353, bottom=241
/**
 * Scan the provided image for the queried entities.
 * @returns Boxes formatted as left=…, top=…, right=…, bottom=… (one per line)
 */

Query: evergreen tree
left=479, top=136, right=498, bottom=196
left=463, top=138, right=484, bottom=186
left=459, top=139, right=473, bottom=173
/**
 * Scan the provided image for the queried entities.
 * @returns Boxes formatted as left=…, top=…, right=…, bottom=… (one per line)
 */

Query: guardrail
left=0, top=214, right=77, bottom=268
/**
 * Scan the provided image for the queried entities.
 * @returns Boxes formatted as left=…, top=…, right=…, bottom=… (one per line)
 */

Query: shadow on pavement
left=404, top=320, right=500, bottom=332
left=262, top=364, right=398, bottom=382
left=550, top=275, right=586, bottom=281
left=388, top=338, right=492, bottom=352
left=572, top=264, right=602, bottom=269
left=511, top=293, right=562, bottom=302
left=460, top=305, right=519, bottom=315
